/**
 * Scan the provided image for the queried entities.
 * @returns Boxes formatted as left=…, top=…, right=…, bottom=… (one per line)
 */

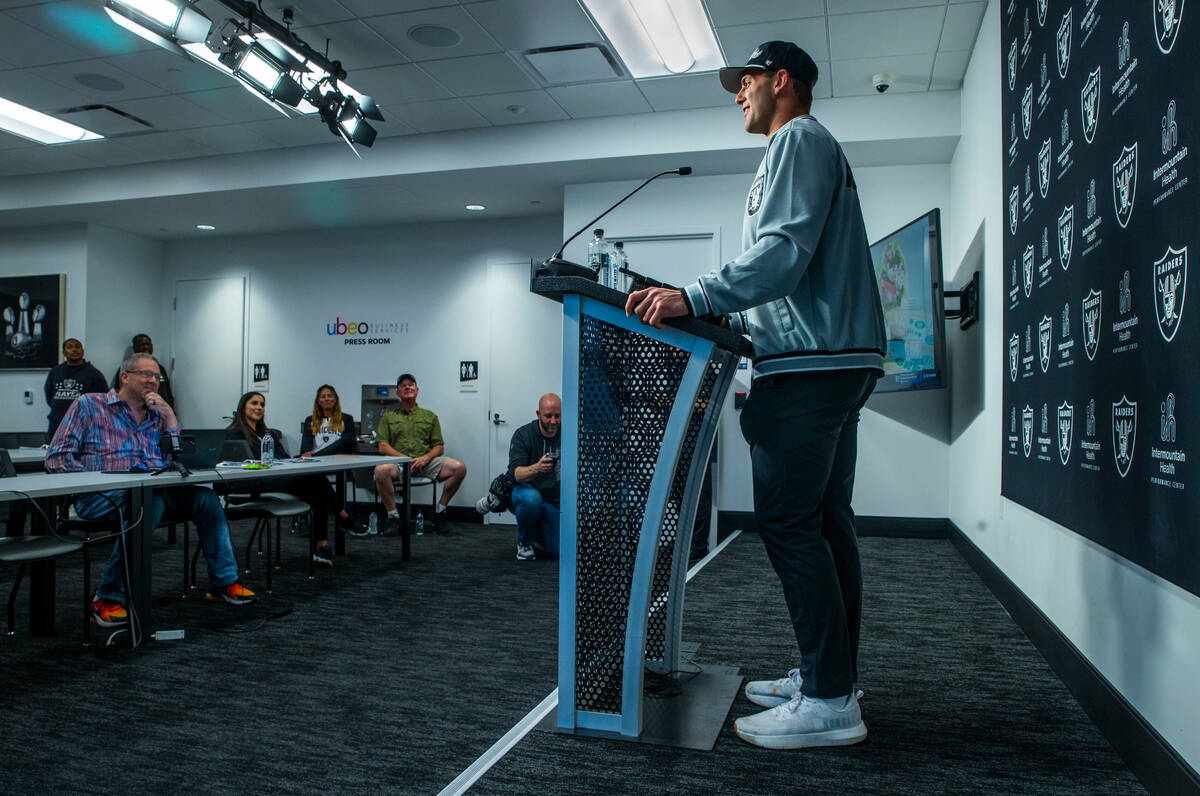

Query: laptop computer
left=178, top=428, right=232, bottom=470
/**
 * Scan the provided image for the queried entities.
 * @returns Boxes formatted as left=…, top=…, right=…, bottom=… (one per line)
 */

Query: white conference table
left=0, top=454, right=409, bottom=643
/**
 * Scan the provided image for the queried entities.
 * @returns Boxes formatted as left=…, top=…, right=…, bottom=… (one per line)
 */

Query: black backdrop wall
left=1001, top=0, right=1198, bottom=596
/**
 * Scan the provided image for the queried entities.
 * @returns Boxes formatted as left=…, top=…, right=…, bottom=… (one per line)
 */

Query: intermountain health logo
left=1057, top=9, right=1073, bottom=78
left=1112, top=142, right=1138, bottom=228
left=1083, top=289, right=1102, bottom=360
left=1058, top=401, right=1074, bottom=464
left=1155, top=0, right=1186, bottom=54
left=1154, top=244, right=1187, bottom=341
left=1058, top=204, right=1074, bottom=269
left=1023, top=405, right=1034, bottom=457
left=1112, top=396, right=1138, bottom=477
left=1082, top=68, right=1101, bottom=144
left=1009, top=333, right=1020, bottom=381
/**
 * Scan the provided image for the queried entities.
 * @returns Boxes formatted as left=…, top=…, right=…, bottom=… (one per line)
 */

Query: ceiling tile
left=385, top=97, right=489, bottom=133
left=5, top=0, right=153, bottom=58
left=636, top=72, right=728, bottom=112
left=717, top=17, right=830, bottom=64
left=829, top=53, right=935, bottom=97
left=368, top=6, right=501, bottom=62
left=105, top=49, right=233, bottom=94
left=463, top=89, right=568, bottom=125
left=30, top=59, right=168, bottom=103
left=175, top=124, right=281, bottom=155
left=338, top=0, right=457, bottom=16
left=245, top=116, right=348, bottom=148
left=941, top=2, right=986, bottom=52
left=830, top=0, right=945, bottom=10
left=0, top=69, right=90, bottom=112
left=421, top=52, right=536, bottom=96
left=464, top=0, right=599, bottom=52
left=0, top=13, right=91, bottom=66
left=704, top=0, right=825, bottom=28
left=294, top=19, right=410, bottom=71
left=548, top=81, right=652, bottom=118
left=258, top=0, right=355, bottom=27
left=931, top=50, right=970, bottom=90
left=178, top=86, right=292, bottom=124
left=0, top=143, right=90, bottom=174
left=0, top=130, right=40, bottom=150
left=829, top=7, right=946, bottom=60
left=117, top=130, right=218, bottom=160
left=112, top=94, right=226, bottom=131
left=347, top=63, right=451, bottom=106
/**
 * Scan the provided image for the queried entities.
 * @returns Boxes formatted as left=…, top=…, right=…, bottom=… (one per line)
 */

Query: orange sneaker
left=90, top=598, right=128, bottom=627
left=205, top=582, right=256, bottom=605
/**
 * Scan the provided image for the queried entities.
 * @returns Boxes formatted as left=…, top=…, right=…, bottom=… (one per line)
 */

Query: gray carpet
left=0, top=521, right=1143, bottom=794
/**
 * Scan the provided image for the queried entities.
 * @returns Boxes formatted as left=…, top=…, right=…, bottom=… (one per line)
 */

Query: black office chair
left=0, top=450, right=88, bottom=639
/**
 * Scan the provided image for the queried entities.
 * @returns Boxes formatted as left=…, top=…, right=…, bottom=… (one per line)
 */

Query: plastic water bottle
left=416, top=511, right=425, bottom=536
left=611, top=241, right=627, bottom=291
left=367, top=513, right=378, bottom=535
left=588, top=228, right=611, bottom=283
left=260, top=432, right=275, bottom=465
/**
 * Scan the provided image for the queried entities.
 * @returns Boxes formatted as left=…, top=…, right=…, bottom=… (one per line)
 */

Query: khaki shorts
left=406, top=455, right=445, bottom=481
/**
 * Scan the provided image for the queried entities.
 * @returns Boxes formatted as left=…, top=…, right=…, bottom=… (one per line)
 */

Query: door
left=172, top=277, right=246, bottom=428
left=485, top=261, right=563, bottom=525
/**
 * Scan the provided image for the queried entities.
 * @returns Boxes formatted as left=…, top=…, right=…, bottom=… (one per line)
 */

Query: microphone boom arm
left=552, top=167, right=692, bottom=260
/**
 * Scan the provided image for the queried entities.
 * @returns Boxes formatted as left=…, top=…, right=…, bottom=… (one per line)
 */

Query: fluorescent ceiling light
left=196, top=224, right=215, bottom=230
left=465, top=204, right=486, bottom=211
left=0, top=96, right=102, bottom=144
left=580, top=0, right=723, bottom=78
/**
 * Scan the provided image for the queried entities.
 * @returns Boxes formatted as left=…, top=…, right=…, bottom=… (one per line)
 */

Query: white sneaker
left=516, top=543, right=536, bottom=561
left=734, top=692, right=867, bottom=749
left=744, top=668, right=804, bottom=708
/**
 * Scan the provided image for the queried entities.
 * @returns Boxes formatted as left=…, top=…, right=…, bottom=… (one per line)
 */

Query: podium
left=532, top=273, right=753, bottom=749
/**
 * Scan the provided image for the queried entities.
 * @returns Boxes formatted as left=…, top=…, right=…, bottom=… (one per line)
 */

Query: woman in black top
left=227, top=392, right=366, bottom=567
left=300, top=384, right=356, bottom=456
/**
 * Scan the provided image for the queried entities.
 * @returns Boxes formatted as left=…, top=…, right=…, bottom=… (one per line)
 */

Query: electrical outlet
left=23, top=389, right=33, bottom=405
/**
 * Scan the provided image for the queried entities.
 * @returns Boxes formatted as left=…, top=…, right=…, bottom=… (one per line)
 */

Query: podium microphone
left=539, top=167, right=692, bottom=279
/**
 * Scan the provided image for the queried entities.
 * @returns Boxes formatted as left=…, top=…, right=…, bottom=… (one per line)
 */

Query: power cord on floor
left=643, top=662, right=704, bottom=698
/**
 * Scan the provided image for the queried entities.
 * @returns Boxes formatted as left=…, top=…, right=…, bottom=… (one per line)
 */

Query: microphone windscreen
left=677, top=166, right=693, bottom=175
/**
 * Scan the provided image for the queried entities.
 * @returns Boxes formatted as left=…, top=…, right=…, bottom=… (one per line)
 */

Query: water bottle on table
left=260, top=433, right=275, bottom=465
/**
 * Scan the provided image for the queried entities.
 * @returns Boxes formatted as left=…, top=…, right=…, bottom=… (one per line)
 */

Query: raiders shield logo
left=1023, top=245, right=1035, bottom=297
left=1038, top=0, right=1048, bottom=26
left=1112, top=143, right=1138, bottom=228
left=1039, top=315, right=1052, bottom=372
left=1022, top=83, right=1033, bottom=139
left=1009, top=333, right=1019, bottom=381
left=1008, top=39, right=1018, bottom=90
left=746, top=173, right=764, bottom=216
left=1022, top=406, right=1034, bottom=457
left=1081, top=68, right=1100, bottom=144
left=1058, top=205, right=1074, bottom=270
left=1038, top=139, right=1051, bottom=198
left=1082, top=289, right=1102, bottom=360
left=1155, top=0, right=1186, bottom=54
left=1153, top=245, right=1187, bottom=342
left=1058, top=402, right=1074, bottom=465
left=1111, top=396, right=1137, bottom=478
left=1057, top=9, right=1073, bottom=78
left=1009, top=185, right=1019, bottom=234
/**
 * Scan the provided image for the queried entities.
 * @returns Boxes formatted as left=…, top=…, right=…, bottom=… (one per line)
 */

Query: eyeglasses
left=125, top=369, right=160, bottom=381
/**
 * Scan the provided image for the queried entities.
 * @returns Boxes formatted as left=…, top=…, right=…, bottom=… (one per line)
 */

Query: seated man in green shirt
left=373, top=373, right=466, bottom=533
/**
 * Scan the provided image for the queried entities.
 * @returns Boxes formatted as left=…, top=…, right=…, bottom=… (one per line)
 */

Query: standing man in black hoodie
left=44, top=337, right=107, bottom=439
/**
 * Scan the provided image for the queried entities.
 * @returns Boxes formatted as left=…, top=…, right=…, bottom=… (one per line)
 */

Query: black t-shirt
left=44, top=360, right=108, bottom=437
left=507, top=419, right=560, bottom=505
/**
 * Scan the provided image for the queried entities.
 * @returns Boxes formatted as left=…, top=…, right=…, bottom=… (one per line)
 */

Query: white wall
left=86, top=224, right=166, bottom=380
left=564, top=163, right=952, bottom=517
left=948, top=0, right=1200, bottom=771
left=161, top=215, right=561, bottom=507
left=0, top=225, right=88, bottom=433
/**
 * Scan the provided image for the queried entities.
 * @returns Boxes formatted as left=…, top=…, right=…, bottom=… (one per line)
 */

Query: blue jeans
left=511, top=485, right=559, bottom=554
left=77, top=485, right=240, bottom=603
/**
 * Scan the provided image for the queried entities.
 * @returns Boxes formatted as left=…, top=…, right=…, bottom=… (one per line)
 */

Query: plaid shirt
left=46, top=389, right=179, bottom=473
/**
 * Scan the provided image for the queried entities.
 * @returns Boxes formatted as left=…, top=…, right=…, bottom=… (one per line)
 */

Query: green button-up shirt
left=377, top=404, right=443, bottom=458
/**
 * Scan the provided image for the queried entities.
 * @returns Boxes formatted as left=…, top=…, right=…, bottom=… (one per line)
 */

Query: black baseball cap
left=719, top=41, right=819, bottom=93
left=397, top=373, right=416, bottom=385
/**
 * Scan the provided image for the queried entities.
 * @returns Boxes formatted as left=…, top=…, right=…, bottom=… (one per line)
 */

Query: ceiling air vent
left=56, top=105, right=154, bottom=136
left=523, top=43, right=622, bottom=84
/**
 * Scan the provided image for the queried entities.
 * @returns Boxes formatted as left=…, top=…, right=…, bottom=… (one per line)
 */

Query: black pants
left=233, top=475, right=339, bottom=542
left=739, top=368, right=877, bottom=698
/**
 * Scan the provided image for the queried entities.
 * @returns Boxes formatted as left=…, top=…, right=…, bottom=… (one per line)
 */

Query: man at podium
left=626, top=40, right=886, bottom=750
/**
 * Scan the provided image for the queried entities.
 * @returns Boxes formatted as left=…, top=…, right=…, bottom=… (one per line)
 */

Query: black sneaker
left=337, top=515, right=369, bottom=536
left=432, top=512, right=450, bottom=534
left=313, top=545, right=334, bottom=567
left=380, top=515, right=401, bottom=536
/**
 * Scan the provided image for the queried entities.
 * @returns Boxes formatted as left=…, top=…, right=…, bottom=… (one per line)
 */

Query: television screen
left=869, top=208, right=947, bottom=392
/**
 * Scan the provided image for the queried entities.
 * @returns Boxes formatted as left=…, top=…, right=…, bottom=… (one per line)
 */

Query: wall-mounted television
left=869, top=208, right=948, bottom=392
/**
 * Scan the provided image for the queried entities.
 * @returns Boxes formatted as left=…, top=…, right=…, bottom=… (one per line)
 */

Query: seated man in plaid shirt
left=47, top=353, right=255, bottom=627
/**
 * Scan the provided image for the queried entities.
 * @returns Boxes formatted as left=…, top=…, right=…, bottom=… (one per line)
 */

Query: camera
left=872, top=73, right=892, bottom=93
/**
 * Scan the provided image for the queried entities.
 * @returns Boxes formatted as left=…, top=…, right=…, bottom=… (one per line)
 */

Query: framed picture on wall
left=1, top=274, right=64, bottom=370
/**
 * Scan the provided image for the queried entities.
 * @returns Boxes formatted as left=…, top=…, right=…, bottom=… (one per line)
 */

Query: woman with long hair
left=300, top=384, right=356, bottom=456
left=226, top=391, right=366, bottom=567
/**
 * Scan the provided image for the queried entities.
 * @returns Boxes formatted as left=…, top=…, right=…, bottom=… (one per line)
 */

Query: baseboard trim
left=948, top=522, right=1200, bottom=796
left=716, top=512, right=949, bottom=539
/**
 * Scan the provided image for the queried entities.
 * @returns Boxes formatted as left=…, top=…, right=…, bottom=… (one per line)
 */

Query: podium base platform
left=539, top=663, right=743, bottom=751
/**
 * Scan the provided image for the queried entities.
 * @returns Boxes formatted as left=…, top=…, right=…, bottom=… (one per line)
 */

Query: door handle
left=492, top=413, right=506, bottom=425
